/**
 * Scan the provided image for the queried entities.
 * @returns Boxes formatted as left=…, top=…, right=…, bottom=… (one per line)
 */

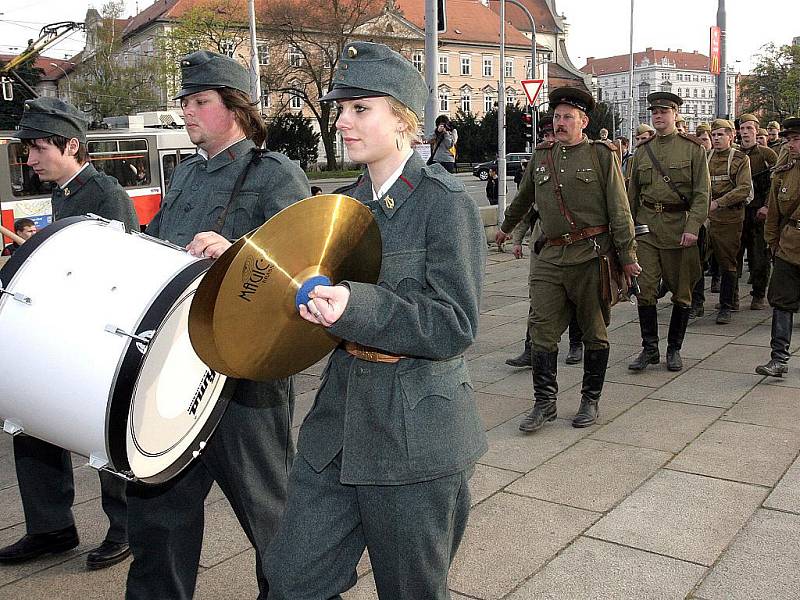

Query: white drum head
left=108, top=265, right=232, bottom=483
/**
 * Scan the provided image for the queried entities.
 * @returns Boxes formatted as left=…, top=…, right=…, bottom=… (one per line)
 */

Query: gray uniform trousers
left=265, top=453, right=472, bottom=600
left=125, top=387, right=294, bottom=600
left=13, top=434, right=127, bottom=542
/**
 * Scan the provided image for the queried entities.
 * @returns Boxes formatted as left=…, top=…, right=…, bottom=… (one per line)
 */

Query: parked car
left=472, top=153, right=531, bottom=180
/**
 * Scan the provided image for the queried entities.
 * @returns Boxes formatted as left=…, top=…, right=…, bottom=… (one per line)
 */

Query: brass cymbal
left=189, top=194, right=382, bottom=381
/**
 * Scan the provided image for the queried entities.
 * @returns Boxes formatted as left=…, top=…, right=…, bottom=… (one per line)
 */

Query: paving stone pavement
left=2, top=251, right=800, bottom=599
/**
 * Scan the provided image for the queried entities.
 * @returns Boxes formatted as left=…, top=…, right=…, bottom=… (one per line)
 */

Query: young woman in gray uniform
left=264, top=42, right=487, bottom=599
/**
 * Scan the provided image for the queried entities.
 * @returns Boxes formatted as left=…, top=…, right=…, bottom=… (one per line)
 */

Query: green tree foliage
left=0, top=55, right=43, bottom=129
left=71, top=1, right=161, bottom=121
left=450, top=103, right=528, bottom=163
left=264, top=112, right=320, bottom=170
left=586, top=101, right=619, bottom=140
left=449, top=110, right=483, bottom=163
left=740, top=43, right=800, bottom=122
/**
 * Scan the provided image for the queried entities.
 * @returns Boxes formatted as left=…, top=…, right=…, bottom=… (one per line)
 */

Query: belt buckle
left=653, top=202, right=664, bottom=213
left=365, top=349, right=379, bottom=362
left=561, top=233, right=572, bottom=244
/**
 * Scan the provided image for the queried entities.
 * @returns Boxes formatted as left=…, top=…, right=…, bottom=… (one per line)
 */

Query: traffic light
left=522, top=112, right=533, bottom=143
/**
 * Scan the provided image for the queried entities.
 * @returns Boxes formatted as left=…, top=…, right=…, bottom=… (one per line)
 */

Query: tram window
left=162, top=151, right=196, bottom=191
left=7, top=143, right=57, bottom=197
left=88, top=139, right=151, bottom=188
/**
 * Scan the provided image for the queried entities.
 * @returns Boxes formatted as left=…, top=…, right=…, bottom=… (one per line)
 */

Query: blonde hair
left=386, top=97, right=422, bottom=146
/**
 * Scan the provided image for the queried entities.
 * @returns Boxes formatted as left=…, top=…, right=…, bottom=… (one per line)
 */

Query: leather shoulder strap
left=212, top=148, right=268, bottom=233
left=642, top=142, right=690, bottom=208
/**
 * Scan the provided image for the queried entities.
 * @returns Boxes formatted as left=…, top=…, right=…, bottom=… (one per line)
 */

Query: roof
left=488, top=0, right=560, bottom=35
left=0, top=53, right=79, bottom=80
left=548, top=62, right=590, bottom=93
left=581, top=48, right=710, bottom=76
left=123, top=0, right=182, bottom=37
left=389, top=0, right=537, bottom=47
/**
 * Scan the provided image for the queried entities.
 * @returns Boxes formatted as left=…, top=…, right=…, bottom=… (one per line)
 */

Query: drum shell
left=0, top=217, right=203, bottom=473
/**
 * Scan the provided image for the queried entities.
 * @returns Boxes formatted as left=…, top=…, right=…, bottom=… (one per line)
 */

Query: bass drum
left=0, top=216, right=232, bottom=484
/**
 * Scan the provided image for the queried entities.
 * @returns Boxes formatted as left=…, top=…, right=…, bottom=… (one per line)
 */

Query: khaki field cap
left=16, top=97, right=89, bottom=142
left=548, top=86, right=596, bottom=114
left=738, top=113, right=760, bottom=126
left=758, top=127, right=768, bottom=136
left=174, top=50, right=251, bottom=100
left=695, top=122, right=711, bottom=135
left=711, top=118, right=735, bottom=132
left=636, top=123, right=655, bottom=135
left=767, top=121, right=781, bottom=131
left=779, top=117, right=800, bottom=137
left=675, top=114, right=686, bottom=124
left=320, top=41, right=428, bottom=118
left=647, top=91, right=682, bottom=110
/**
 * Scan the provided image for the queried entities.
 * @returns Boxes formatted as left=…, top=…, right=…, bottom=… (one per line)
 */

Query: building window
left=506, top=88, right=516, bottom=105
left=526, top=58, right=533, bottom=78
left=221, top=40, right=236, bottom=58
left=439, top=54, right=449, bottom=75
left=483, top=56, right=492, bottom=77
left=258, top=44, right=270, bottom=66
left=461, top=86, right=472, bottom=113
left=693, top=88, right=698, bottom=98
left=439, top=86, right=450, bottom=112
left=412, top=52, right=423, bottom=72
left=504, top=57, right=513, bottom=78
left=460, top=55, right=471, bottom=76
left=289, top=46, right=302, bottom=67
left=289, top=81, right=303, bottom=109
left=484, top=91, right=495, bottom=113
left=261, top=90, right=271, bottom=109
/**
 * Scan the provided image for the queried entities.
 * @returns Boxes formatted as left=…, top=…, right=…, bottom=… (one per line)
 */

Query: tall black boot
left=689, top=275, right=705, bottom=320
left=666, top=304, right=691, bottom=371
left=565, top=318, right=583, bottom=364
left=573, top=347, right=609, bottom=428
left=756, top=309, right=793, bottom=377
left=519, top=351, right=558, bottom=433
left=507, top=313, right=533, bottom=367
left=716, top=271, right=737, bottom=324
left=629, top=305, right=660, bottom=371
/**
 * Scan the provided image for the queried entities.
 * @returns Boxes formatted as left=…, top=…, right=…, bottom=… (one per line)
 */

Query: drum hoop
left=0, top=216, right=90, bottom=285
left=105, top=258, right=233, bottom=483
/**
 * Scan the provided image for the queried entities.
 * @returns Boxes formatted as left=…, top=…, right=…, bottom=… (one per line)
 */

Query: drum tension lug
left=2, top=419, right=24, bottom=436
left=104, top=325, right=151, bottom=346
left=0, top=288, right=32, bottom=305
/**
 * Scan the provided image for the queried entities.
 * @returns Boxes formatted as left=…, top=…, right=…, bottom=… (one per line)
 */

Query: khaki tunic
left=765, top=159, right=800, bottom=268
left=708, top=147, right=752, bottom=271
left=627, top=130, right=710, bottom=305
left=501, top=136, right=636, bottom=352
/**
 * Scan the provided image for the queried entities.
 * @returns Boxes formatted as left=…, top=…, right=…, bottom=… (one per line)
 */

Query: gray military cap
left=16, top=97, right=89, bottom=142
left=320, top=42, right=428, bottom=118
left=174, top=50, right=251, bottom=99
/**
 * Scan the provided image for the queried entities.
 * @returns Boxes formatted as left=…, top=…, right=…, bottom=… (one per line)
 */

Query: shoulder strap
left=642, top=142, right=690, bottom=208
left=545, top=148, right=578, bottom=232
left=589, top=143, right=607, bottom=191
left=212, top=148, right=268, bottom=233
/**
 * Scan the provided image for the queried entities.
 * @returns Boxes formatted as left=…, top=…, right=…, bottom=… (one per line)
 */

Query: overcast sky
left=1, top=0, right=796, bottom=73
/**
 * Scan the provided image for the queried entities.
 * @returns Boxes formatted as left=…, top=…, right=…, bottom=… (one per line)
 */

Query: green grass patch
left=306, top=169, right=362, bottom=180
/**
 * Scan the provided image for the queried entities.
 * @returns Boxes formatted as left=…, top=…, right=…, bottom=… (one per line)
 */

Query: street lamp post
left=50, top=62, right=72, bottom=100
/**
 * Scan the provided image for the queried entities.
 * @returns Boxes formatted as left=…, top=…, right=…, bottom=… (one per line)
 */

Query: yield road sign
left=521, top=79, right=544, bottom=105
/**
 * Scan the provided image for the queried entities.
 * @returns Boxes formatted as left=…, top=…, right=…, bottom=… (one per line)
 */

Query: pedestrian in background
left=428, top=114, right=457, bottom=173
left=486, top=166, right=499, bottom=205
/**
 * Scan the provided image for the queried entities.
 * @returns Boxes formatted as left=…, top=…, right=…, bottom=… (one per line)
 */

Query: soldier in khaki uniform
left=737, top=114, right=778, bottom=310
left=627, top=92, right=710, bottom=371
left=757, top=127, right=769, bottom=147
left=634, top=123, right=655, bottom=147
left=675, top=115, right=687, bottom=134
left=496, top=87, right=639, bottom=432
left=767, top=120, right=785, bottom=152
left=706, top=119, right=753, bottom=324
left=756, top=117, right=800, bottom=377
left=695, top=122, right=712, bottom=151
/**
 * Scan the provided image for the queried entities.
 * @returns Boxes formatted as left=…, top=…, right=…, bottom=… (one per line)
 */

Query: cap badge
left=347, top=46, right=358, bottom=58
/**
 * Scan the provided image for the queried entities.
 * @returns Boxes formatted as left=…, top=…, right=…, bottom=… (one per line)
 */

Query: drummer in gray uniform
left=124, top=51, right=309, bottom=599
left=0, top=97, right=136, bottom=570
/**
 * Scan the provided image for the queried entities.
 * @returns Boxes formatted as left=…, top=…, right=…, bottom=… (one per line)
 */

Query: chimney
left=677, top=48, right=682, bottom=53
left=645, top=47, right=652, bottom=52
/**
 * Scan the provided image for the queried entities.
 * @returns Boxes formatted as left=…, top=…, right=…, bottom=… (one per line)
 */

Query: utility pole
left=497, top=0, right=506, bottom=224
left=628, top=0, right=635, bottom=144
left=715, top=0, right=727, bottom=118
left=424, top=0, right=438, bottom=136
left=247, top=0, right=262, bottom=107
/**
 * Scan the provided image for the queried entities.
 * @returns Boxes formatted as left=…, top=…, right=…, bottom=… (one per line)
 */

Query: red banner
left=710, top=26, right=721, bottom=75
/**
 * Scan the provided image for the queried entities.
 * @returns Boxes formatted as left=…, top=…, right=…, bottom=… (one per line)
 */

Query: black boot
left=666, top=304, right=691, bottom=371
left=565, top=318, right=583, bottom=364
left=505, top=345, right=532, bottom=368
left=710, top=275, right=721, bottom=293
left=573, top=347, right=609, bottom=428
left=629, top=305, right=660, bottom=371
left=519, top=351, right=558, bottom=433
left=756, top=309, right=793, bottom=377
left=689, top=275, right=705, bottom=320
left=0, top=526, right=79, bottom=564
left=716, top=271, right=737, bottom=324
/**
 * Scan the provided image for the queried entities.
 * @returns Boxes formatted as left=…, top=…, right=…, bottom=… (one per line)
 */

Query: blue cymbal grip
left=295, top=275, right=332, bottom=310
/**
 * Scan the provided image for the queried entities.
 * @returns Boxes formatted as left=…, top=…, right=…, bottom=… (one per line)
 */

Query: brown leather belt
left=789, top=219, right=800, bottom=230
left=546, top=225, right=609, bottom=246
left=344, top=342, right=406, bottom=363
left=717, top=201, right=745, bottom=210
left=642, top=200, right=688, bottom=213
